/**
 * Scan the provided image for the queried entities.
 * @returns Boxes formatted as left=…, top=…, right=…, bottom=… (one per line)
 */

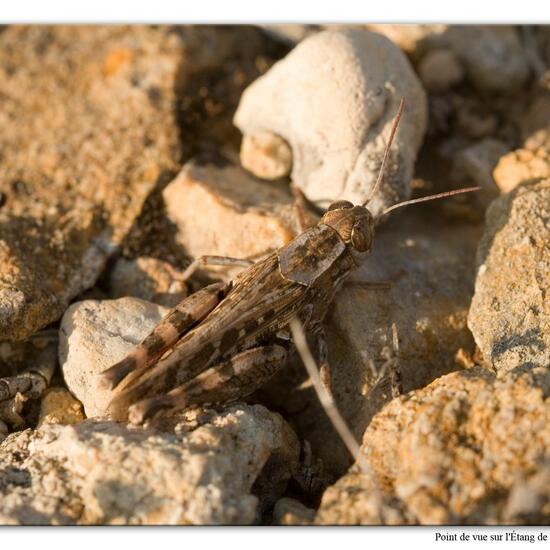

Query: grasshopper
left=99, top=99, right=477, bottom=464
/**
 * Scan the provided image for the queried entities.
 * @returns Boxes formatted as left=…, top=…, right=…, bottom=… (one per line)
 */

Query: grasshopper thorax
left=322, top=200, right=375, bottom=256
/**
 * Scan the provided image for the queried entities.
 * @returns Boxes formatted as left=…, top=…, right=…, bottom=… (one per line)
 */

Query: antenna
left=363, top=97, right=406, bottom=207
left=382, top=186, right=480, bottom=216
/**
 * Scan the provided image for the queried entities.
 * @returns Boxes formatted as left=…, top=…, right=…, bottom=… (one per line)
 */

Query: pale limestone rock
left=38, top=388, right=86, bottom=427
left=0, top=26, right=185, bottom=340
left=234, top=29, right=427, bottom=216
left=316, top=367, right=550, bottom=525
left=315, top=468, right=411, bottom=525
left=0, top=25, right=277, bottom=341
left=493, top=148, right=550, bottom=193
left=240, top=131, right=293, bottom=180
left=365, top=24, right=448, bottom=58
left=0, top=405, right=299, bottom=525
left=272, top=497, right=315, bottom=525
left=59, top=298, right=169, bottom=417
left=162, top=158, right=316, bottom=267
left=468, top=180, right=550, bottom=374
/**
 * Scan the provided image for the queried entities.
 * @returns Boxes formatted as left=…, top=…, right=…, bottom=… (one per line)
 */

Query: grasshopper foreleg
left=289, top=317, right=372, bottom=475
left=316, top=326, right=333, bottom=397
left=367, top=323, right=403, bottom=399
left=99, top=281, right=230, bottom=391
left=389, top=322, right=403, bottom=398
left=294, top=439, right=328, bottom=495
left=128, top=343, right=288, bottom=424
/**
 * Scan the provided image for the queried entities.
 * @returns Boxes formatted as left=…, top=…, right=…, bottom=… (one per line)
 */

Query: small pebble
left=418, top=48, right=464, bottom=92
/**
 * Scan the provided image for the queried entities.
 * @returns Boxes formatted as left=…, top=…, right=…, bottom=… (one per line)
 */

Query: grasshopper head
left=321, top=200, right=375, bottom=257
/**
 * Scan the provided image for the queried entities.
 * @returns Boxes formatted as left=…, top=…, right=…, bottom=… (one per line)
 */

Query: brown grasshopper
left=99, top=99, right=477, bottom=464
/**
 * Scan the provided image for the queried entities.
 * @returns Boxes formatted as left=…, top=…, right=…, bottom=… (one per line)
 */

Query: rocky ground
left=0, top=24, right=549, bottom=525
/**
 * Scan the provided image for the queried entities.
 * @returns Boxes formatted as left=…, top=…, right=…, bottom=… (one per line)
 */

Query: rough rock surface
left=234, top=29, right=427, bottom=216
left=272, top=497, right=315, bottom=525
left=468, top=180, right=550, bottom=374
left=445, top=26, right=529, bottom=94
left=0, top=26, right=187, bottom=340
left=108, top=256, right=188, bottom=307
left=454, top=138, right=509, bottom=204
left=493, top=148, right=550, bottom=193
left=367, top=25, right=529, bottom=94
left=163, top=158, right=316, bottom=267
left=37, top=388, right=86, bottom=427
left=240, top=131, right=293, bottom=180
left=59, top=298, right=169, bottom=417
left=365, top=24, right=448, bottom=58
left=316, top=367, right=550, bottom=525
left=0, top=405, right=299, bottom=525
left=256, top=204, right=483, bottom=476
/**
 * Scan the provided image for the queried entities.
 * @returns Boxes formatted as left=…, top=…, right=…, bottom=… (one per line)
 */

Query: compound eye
left=351, top=217, right=373, bottom=252
left=327, top=200, right=354, bottom=211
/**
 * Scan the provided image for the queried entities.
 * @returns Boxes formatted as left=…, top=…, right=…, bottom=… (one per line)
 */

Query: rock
left=108, top=256, right=188, bottom=308
left=365, top=24, right=448, bottom=58
left=38, top=388, right=86, bottom=427
left=256, top=204, right=483, bottom=476
left=260, top=25, right=318, bottom=45
left=468, top=180, right=550, bottom=374
left=234, top=29, right=427, bottom=216
left=0, top=25, right=274, bottom=341
left=316, top=367, right=550, bottom=525
left=0, top=421, right=7, bottom=443
left=493, top=148, right=550, bottom=193
left=0, top=404, right=299, bottom=524
left=454, top=98, right=499, bottom=140
left=445, top=26, right=529, bottom=94
left=503, top=463, right=550, bottom=523
left=272, top=497, right=315, bottom=525
left=162, top=158, right=316, bottom=268
left=0, top=337, right=57, bottom=429
left=315, top=468, right=411, bottom=525
left=534, top=26, right=550, bottom=67
left=59, top=298, right=169, bottom=418
left=240, top=131, right=293, bottom=180
left=368, top=25, right=529, bottom=95
left=0, top=26, right=193, bottom=340
left=418, top=48, right=464, bottom=92
left=454, top=138, right=509, bottom=204
left=520, top=91, right=550, bottom=150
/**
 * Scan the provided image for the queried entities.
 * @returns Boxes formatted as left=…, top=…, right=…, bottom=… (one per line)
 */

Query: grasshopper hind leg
left=128, top=343, right=288, bottom=424
left=98, top=281, right=230, bottom=391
